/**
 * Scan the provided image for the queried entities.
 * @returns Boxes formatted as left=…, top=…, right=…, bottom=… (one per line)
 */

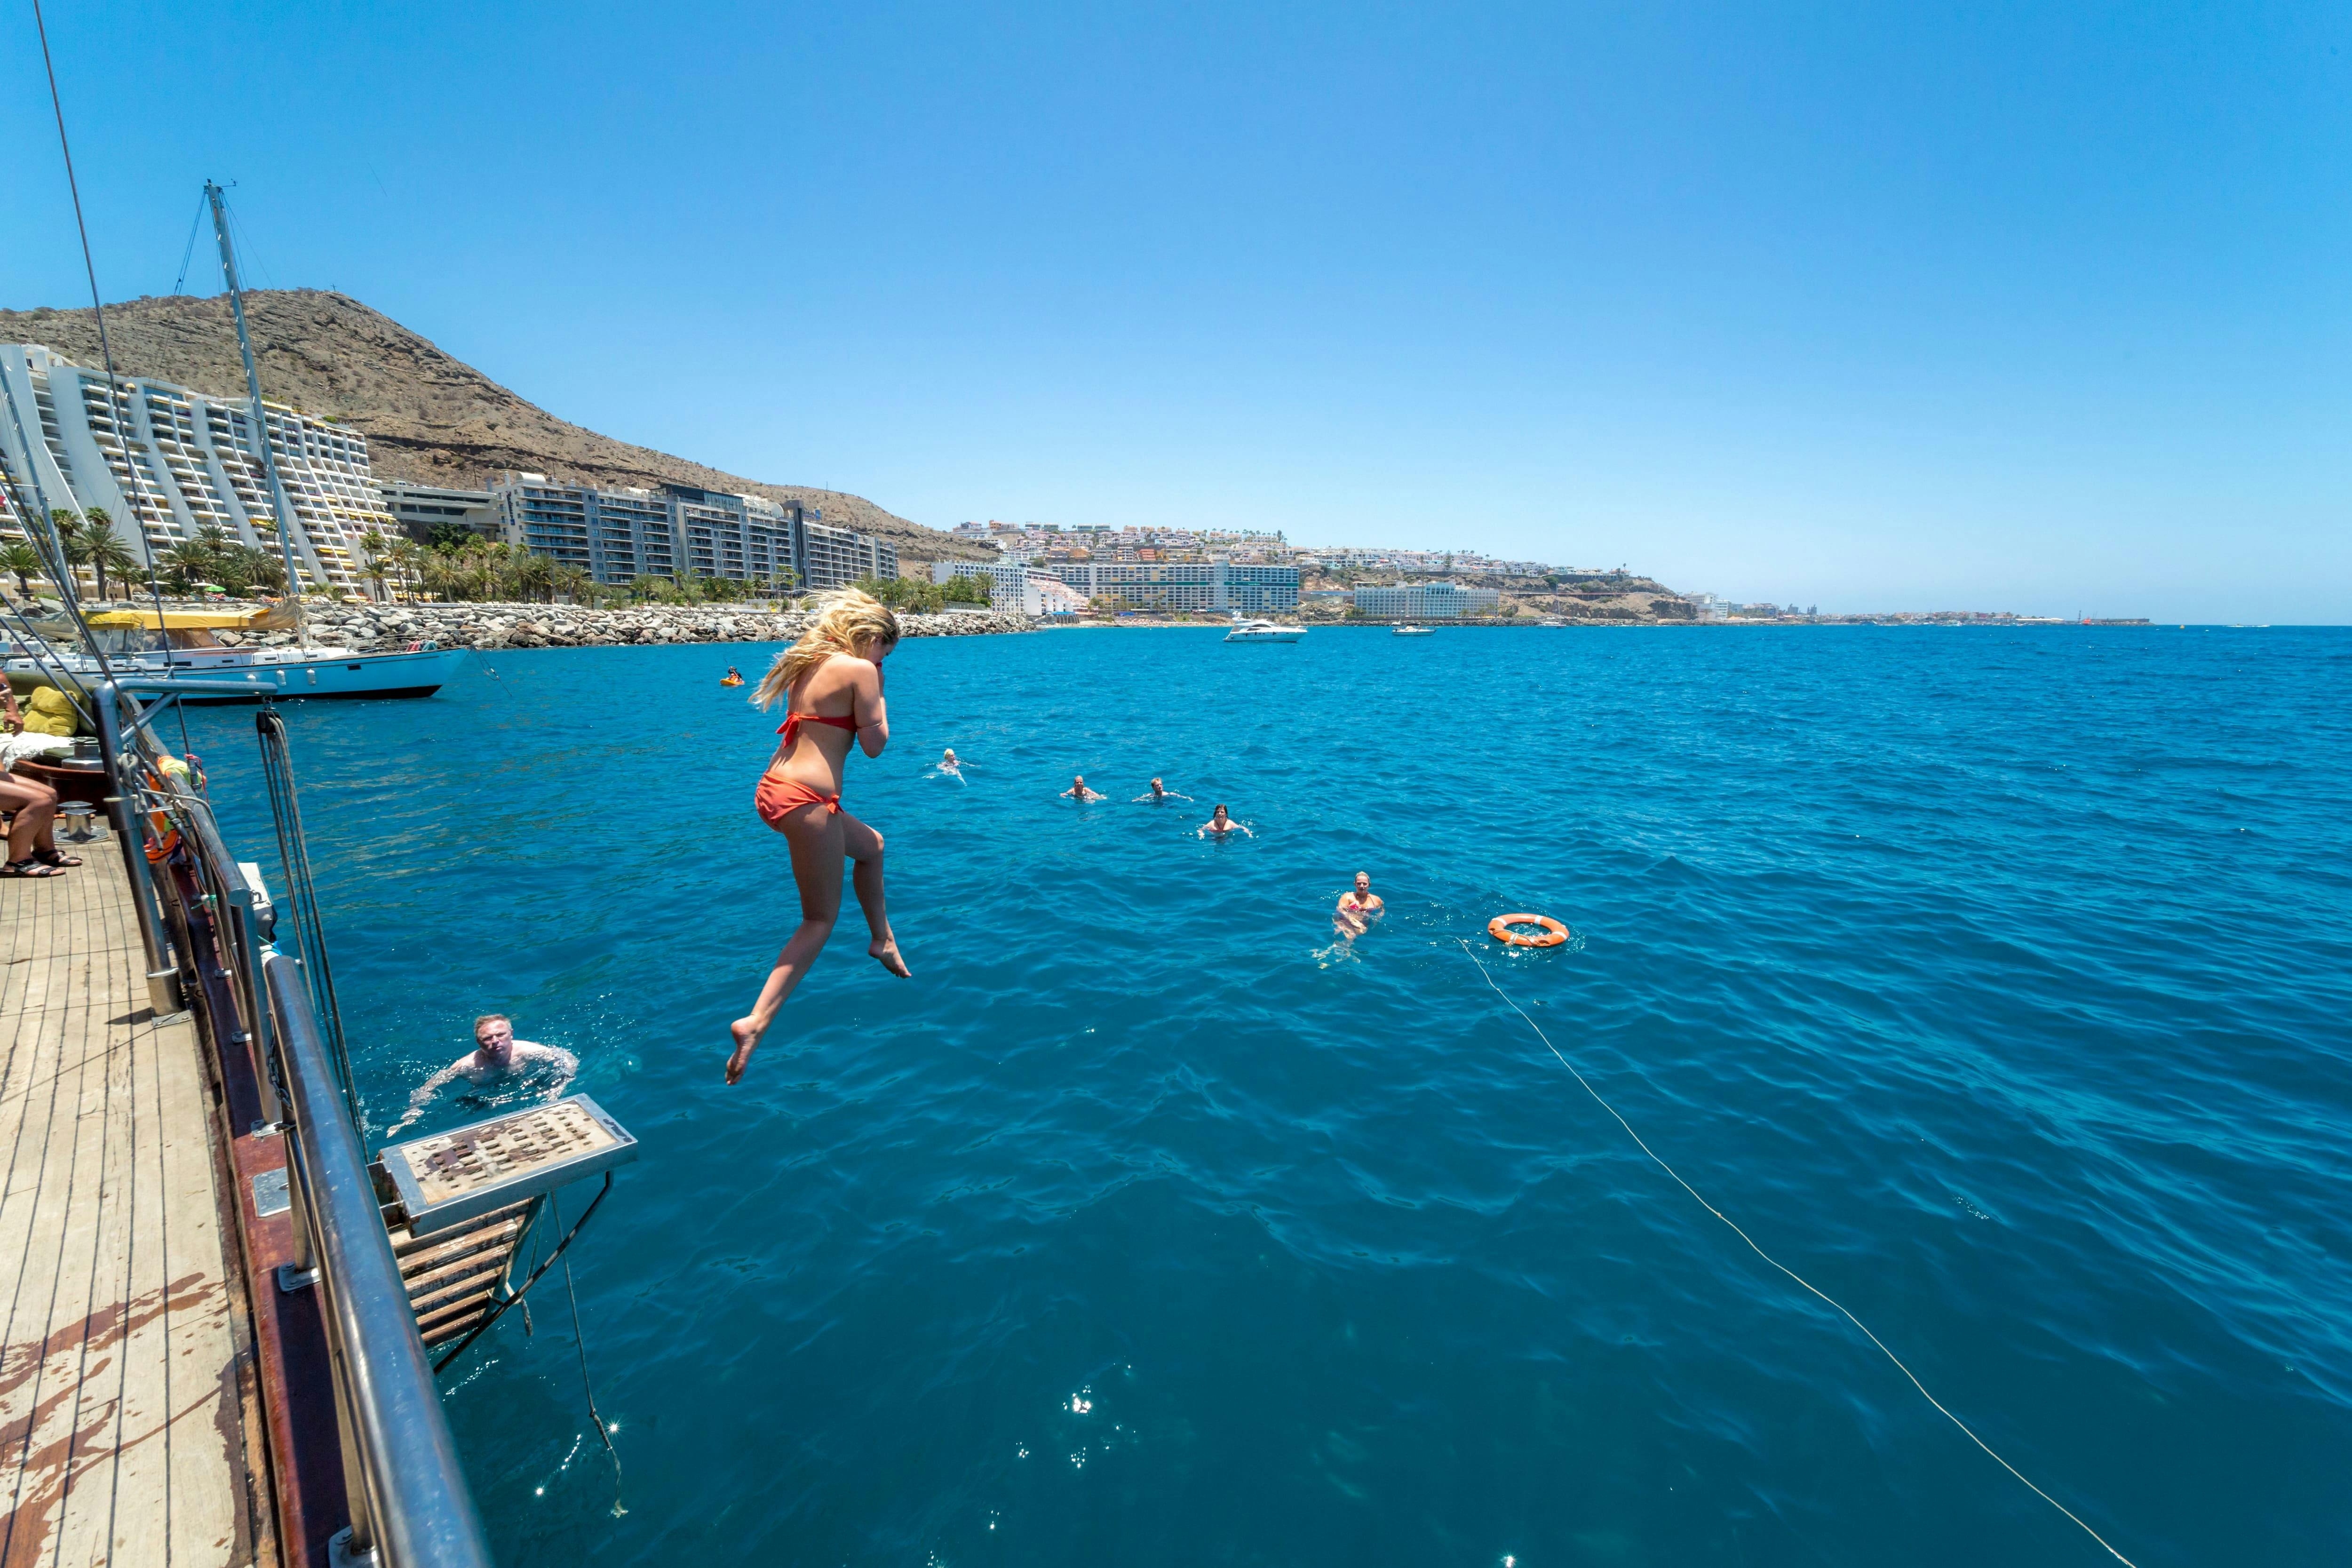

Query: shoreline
left=218, top=601, right=1038, bottom=652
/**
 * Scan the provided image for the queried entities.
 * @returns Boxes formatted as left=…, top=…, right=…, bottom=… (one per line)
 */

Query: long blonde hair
left=752, top=587, right=902, bottom=709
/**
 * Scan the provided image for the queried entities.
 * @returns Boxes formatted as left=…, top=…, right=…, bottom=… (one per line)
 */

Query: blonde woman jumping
left=728, top=589, right=913, bottom=1084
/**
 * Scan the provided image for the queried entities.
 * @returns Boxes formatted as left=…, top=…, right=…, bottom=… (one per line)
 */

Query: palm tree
left=237, top=544, right=286, bottom=595
left=77, top=510, right=138, bottom=602
left=357, top=529, right=391, bottom=602
left=48, top=509, right=90, bottom=593
left=159, top=542, right=214, bottom=593
left=0, top=540, right=44, bottom=597
left=514, top=551, right=556, bottom=603
left=211, top=548, right=254, bottom=595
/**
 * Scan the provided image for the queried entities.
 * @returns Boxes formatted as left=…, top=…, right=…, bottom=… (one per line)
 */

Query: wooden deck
left=0, top=837, right=265, bottom=1566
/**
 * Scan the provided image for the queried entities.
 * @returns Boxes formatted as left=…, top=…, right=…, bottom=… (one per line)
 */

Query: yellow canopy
left=85, top=604, right=296, bottom=631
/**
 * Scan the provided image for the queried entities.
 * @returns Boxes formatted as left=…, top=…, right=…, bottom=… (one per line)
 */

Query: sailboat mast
left=204, top=181, right=309, bottom=641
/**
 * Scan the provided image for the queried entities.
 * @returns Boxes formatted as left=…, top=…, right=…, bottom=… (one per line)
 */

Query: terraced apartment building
left=490, top=475, right=896, bottom=590
left=0, top=342, right=385, bottom=589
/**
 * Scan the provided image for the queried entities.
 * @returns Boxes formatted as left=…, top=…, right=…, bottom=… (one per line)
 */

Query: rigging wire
left=1455, top=937, right=2138, bottom=1567
left=171, top=191, right=207, bottom=295
left=255, top=707, right=360, bottom=1129
left=0, top=605, right=97, bottom=732
left=554, top=1188, right=625, bottom=1516
left=429, top=1177, right=611, bottom=1373
left=32, top=0, right=191, bottom=753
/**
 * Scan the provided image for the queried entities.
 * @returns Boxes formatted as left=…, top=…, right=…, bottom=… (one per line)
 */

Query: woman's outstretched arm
left=855, top=659, right=890, bottom=756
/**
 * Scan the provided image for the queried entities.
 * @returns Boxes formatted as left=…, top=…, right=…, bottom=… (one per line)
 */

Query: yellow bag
left=21, top=686, right=78, bottom=737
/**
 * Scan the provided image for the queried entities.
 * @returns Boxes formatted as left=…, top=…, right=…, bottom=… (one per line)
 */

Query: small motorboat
left=1391, top=624, right=1433, bottom=637
left=1223, top=618, right=1307, bottom=644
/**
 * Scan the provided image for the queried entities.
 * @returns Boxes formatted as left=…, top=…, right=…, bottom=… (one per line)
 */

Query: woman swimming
left=727, top=588, right=912, bottom=1084
left=1198, top=803, right=1252, bottom=839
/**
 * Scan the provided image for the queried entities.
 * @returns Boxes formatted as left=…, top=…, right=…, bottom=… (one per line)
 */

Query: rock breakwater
left=207, top=602, right=1035, bottom=653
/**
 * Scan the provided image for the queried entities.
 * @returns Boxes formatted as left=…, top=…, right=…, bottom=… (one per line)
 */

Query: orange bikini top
left=778, top=710, right=858, bottom=748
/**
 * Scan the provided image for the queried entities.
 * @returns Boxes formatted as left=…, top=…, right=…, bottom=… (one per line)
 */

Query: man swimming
left=1133, top=777, right=1192, bottom=803
left=389, top=1014, right=578, bottom=1135
left=1063, top=775, right=1108, bottom=802
left=1335, top=871, right=1385, bottom=934
left=1198, top=804, right=1252, bottom=838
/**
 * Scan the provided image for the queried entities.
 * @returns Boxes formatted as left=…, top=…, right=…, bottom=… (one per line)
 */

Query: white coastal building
left=0, top=343, right=383, bottom=589
left=1351, top=581, right=1502, bottom=619
left=491, top=474, right=897, bottom=590
left=932, top=558, right=1083, bottom=615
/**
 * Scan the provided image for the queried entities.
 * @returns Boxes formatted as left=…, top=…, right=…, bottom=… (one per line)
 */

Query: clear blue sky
left=3, top=2, right=2345, bottom=619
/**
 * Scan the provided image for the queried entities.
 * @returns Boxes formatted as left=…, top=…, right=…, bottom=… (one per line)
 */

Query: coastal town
left=0, top=332, right=2136, bottom=630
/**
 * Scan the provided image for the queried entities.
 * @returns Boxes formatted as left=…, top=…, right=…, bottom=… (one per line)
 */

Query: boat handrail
left=94, top=679, right=495, bottom=1567
left=262, top=947, right=495, bottom=1567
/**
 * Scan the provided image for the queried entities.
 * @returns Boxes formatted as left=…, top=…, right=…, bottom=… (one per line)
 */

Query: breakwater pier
left=278, top=603, right=1034, bottom=653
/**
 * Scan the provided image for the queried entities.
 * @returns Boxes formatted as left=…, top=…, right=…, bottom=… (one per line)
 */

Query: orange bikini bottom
left=755, top=773, right=841, bottom=829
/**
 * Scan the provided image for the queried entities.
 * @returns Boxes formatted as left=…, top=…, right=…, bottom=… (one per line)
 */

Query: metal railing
left=83, top=677, right=496, bottom=1568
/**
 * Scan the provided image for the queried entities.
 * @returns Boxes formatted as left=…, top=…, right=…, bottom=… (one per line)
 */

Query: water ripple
left=184, top=624, right=2352, bottom=1567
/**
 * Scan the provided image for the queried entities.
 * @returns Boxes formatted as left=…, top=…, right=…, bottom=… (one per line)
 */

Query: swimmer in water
left=1334, top=870, right=1384, bottom=935
left=1133, top=777, right=1192, bottom=803
left=728, top=588, right=912, bottom=1086
left=940, top=748, right=961, bottom=774
left=1198, top=803, right=1252, bottom=838
left=1063, top=774, right=1108, bottom=802
left=389, top=1014, right=578, bottom=1135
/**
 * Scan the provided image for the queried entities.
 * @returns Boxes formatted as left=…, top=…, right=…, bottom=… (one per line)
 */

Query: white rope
left=1456, top=938, right=2137, bottom=1566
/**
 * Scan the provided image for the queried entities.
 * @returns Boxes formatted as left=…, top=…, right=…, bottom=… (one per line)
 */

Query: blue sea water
left=181, top=623, right=2352, bottom=1568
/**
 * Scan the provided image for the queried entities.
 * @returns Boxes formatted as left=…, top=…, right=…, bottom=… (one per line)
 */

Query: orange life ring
left=1488, top=913, right=1568, bottom=948
left=140, top=769, right=181, bottom=863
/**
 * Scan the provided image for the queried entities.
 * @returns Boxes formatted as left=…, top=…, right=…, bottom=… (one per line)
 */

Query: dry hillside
left=0, top=290, right=988, bottom=564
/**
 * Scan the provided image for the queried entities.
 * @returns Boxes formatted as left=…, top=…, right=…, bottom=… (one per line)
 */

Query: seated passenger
left=0, top=688, right=72, bottom=877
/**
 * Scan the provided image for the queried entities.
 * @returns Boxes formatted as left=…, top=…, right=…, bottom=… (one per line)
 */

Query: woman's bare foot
left=726, top=1019, right=762, bottom=1084
left=869, top=935, right=912, bottom=978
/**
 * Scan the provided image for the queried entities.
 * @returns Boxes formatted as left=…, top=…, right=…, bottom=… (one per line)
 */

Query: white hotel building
left=493, top=475, right=898, bottom=590
left=930, top=558, right=1086, bottom=615
left=1351, top=581, right=1501, bottom=619
left=937, top=558, right=1299, bottom=615
left=0, top=343, right=384, bottom=589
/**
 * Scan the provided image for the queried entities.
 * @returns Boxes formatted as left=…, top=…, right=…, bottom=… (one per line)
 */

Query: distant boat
left=1224, top=618, right=1306, bottom=644
left=1391, top=624, right=1434, bottom=637
left=7, top=605, right=464, bottom=701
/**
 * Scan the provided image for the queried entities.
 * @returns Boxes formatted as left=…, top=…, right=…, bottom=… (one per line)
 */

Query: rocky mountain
left=0, top=290, right=989, bottom=564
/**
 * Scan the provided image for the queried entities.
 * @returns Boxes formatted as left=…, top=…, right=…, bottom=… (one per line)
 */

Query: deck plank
left=0, top=845, right=261, bottom=1566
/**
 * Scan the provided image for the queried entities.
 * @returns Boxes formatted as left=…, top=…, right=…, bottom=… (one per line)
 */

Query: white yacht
left=1391, top=624, right=1434, bottom=637
left=7, top=606, right=467, bottom=702
left=1223, top=618, right=1307, bottom=644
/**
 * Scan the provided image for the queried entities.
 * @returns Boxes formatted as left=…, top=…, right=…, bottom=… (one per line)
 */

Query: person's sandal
left=1, top=858, right=66, bottom=878
left=32, top=849, right=81, bottom=868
